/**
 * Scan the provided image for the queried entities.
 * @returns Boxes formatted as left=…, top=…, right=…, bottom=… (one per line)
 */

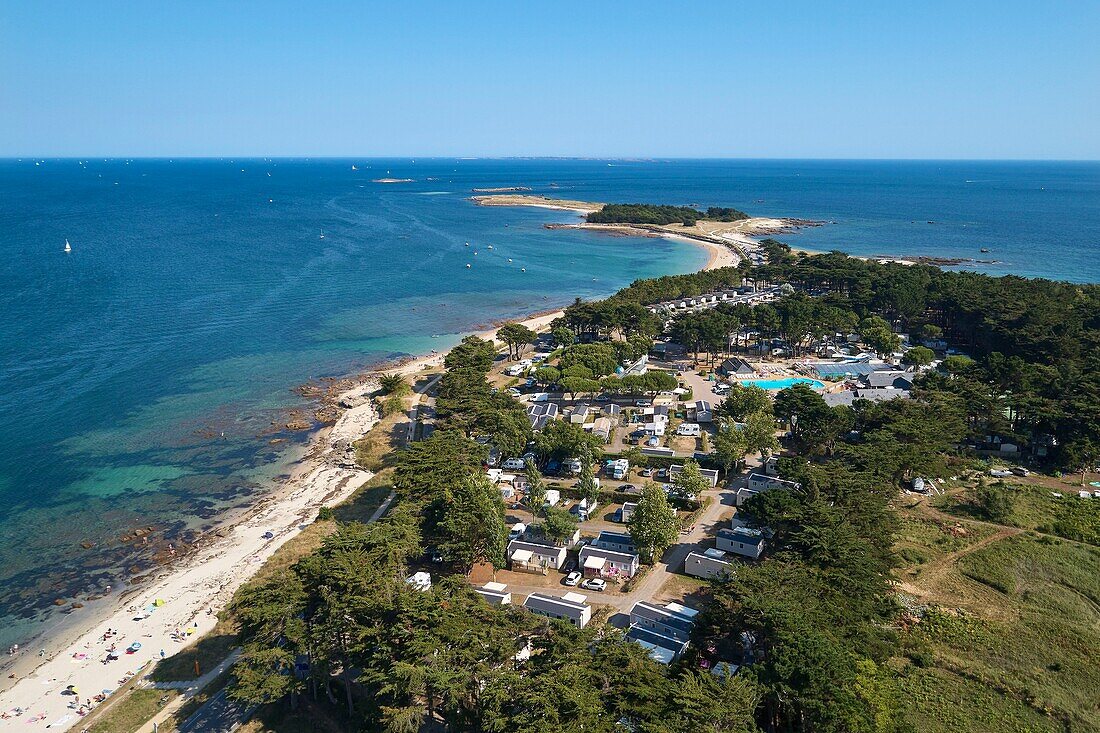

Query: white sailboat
left=319, top=229, right=325, bottom=240
left=64, top=239, right=72, bottom=253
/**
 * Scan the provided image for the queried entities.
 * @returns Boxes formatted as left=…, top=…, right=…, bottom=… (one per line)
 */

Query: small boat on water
left=979, top=248, right=990, bottom=253
left=64, top=239, right=71, bottom=253
left=351, top=165, right=358, bottom=171
left=320, top=229, right=325, bottom=240
left=466, top=263, right=471, bottom=268
left=487, top=245, right=493, bottom=250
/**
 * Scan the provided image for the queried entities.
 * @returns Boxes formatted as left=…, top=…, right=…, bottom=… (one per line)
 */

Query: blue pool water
left=741, top=377, right=826, bottom=390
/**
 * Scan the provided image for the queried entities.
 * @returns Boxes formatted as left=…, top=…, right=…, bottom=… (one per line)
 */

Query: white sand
left=0, top=410, right=375, bottom=727
left=0, top=216, right=730, bottom=730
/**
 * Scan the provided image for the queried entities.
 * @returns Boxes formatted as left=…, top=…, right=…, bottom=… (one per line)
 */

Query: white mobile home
left=629, top=601, right=697, bottom=643
left=578, top=546, right=639, bottom=579
left=507, top=540, right=567, bottom=572
left=716, top=527, right=765, bottom=560
left=625, top=625, right=689, bottom=665
left=474, top=582, right=512, bottom=606
left=524, top=592, right=591, bottom=628
left=669, top=463, right=720, bottom=488
left=747, top=472, right=800, bottom=493
left=593, top=530, right=636, bottom=554
left=684, top=548, right=735, bottom=579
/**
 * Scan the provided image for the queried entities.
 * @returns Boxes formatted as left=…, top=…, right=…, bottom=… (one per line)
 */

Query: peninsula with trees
left=83, top=238, right=1099, bottom=733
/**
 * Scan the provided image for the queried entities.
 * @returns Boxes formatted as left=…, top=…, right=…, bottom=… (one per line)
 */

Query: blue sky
left=1, top=1, right=1097, bottom=158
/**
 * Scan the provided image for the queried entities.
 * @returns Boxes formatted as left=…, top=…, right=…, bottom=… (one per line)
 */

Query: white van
left=502, top=458, right=527, bottom=470
left=677, top=423, right=702, bottom=437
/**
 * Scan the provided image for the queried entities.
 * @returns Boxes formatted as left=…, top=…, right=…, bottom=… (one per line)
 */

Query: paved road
left=177, top=688, right=256, bottom=733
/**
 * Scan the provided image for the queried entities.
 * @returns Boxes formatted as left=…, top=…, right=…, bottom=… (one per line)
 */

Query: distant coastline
left=472, top=193, right=822, bottom=267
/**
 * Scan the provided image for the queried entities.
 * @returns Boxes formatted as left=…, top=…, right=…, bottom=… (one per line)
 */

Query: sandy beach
left=472, top=194, right=745, bottom=269
left=0, top=201, right=733, bottom=730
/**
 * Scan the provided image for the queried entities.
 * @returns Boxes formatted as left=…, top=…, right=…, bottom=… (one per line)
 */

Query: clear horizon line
left=2, top=155, right=1099, bottom=163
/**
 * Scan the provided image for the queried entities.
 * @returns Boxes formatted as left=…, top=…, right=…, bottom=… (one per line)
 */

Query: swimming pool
left=740, top=377, right=826, bottom=390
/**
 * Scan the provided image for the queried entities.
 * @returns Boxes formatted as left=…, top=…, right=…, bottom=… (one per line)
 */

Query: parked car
left=1010, top=466, right=1030, bottom=477
left=634, top=399, right=652, bottom=407
left=502, top=457, right=527, bottom=470
left=580, top=578, right=607, bottom=592
left=564, top=571, right=582, bottom=586
left=619, top=483, right=637, bottom=493
left=639, top=468, right=654, bottom=477
left=506, top=388, right=522, bottom=397
left=595, top=393, right=611, bottom=402
left=560, top=558, right=577, bottom=573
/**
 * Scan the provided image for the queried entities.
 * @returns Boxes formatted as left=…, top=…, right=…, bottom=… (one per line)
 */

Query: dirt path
left=897, top=496, right=1023, bottom=598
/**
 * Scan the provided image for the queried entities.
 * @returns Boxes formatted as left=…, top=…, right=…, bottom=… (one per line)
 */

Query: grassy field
left=936, top=480, right=1100, bottom=547
left=895, top=511, right=994, bottom=566
left=87, top=688, right=179, bottom=733
left=894, top=521, right=1100, bottom=733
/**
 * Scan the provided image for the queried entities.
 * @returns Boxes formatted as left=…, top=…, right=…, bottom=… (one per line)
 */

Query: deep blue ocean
left=0, top=158, right=1096, bottom=648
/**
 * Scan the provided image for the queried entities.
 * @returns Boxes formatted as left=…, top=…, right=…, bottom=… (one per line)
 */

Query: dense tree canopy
left=587, top=202, right=748, bottom=226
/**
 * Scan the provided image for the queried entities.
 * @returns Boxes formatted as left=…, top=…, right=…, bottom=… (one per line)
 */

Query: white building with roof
left=578, top=545, right=639, bottom=579
left=507, top=540, right=567, bottom=572
left=670, top=463, right=720, bottom=488
left=684, top=548, right=735, bottom=579
left=524, top=592, right=591, bottom=627
left=717, top=527, right=766, bottom=560
left=475, top=582, right=512, bottom=606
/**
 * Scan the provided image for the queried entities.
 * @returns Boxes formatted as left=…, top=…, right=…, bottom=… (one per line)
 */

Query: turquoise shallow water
left=0, top=158, right=709, bottom=648
left=0, top=157, right=1096, bottom=650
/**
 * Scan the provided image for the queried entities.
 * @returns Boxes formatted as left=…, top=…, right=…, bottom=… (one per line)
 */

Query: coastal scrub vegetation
left=225, top=247, right=1099, bottom=732
left=561, top=250, right=1100, bottom=469
left=588, top=203, right=749, bottom=226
